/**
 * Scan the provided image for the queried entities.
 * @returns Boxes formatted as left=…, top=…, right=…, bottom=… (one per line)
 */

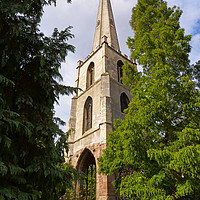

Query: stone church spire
left=67, top=2, right=134, bottom=199
left=92, top=0, right=120, bottom=52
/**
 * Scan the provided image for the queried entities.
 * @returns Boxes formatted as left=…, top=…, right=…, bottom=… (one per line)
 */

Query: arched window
left=77, top=149, right=96, bottom=200
left=87, top=62, right=94, bottom=88
left=117, top=60, right=124, bottom=83
left=120, top=93, right=129, bottom=113
left=83, top=97, right=93, bottom=133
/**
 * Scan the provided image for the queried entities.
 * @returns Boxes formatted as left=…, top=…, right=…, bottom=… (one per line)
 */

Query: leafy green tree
left=99, top=0, right=200, bottom=199
left=0, top=0, right=79, bottom=199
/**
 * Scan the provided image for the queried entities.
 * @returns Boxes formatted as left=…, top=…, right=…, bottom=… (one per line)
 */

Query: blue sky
left=40, top=0, right=200, bottom=132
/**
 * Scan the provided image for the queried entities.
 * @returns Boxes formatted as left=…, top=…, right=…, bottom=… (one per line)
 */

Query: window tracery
left=87, top=62, right=94, bottom=88
left=83, top=97, right=93, bottom=133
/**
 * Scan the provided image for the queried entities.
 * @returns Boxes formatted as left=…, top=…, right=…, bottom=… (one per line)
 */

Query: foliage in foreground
left=99, top=0, right=200, bottom=199
left=0, top=0, right=79, bottom=199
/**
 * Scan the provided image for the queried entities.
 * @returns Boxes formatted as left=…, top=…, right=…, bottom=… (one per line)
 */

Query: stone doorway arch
left=77, top=148, right=96, bottom=200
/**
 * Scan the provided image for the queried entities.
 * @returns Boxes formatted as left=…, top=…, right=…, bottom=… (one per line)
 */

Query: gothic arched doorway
left=77, top=148, right=96, bottom=200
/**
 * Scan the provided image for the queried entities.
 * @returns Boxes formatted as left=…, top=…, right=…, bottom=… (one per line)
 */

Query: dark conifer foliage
left=99, top=0, right=200, bottom=199
left=0, top=0, right=77, bottom=199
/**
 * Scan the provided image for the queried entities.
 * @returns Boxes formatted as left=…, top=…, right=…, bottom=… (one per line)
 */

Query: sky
left=40, top=0, right=200, bottom=132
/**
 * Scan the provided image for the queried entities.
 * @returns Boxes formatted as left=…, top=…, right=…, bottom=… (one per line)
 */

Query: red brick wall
left=70, top=143, right=116, bottom=200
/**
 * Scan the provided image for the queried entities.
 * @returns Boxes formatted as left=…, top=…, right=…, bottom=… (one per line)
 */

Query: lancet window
left=120, top=92, right=129, bottom=113
left=83, top=97, right=93, bottom=133
left=87, top=62, right=95, bottom=88
left=117, top=60, right=124, bottom=83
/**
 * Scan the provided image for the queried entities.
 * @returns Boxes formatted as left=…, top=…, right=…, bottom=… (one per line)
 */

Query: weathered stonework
left=66, top=0, right=136, bottom=199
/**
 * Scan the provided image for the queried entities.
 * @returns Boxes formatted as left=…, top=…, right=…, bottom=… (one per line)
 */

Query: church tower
left=67, top=0, right=135, bottom=199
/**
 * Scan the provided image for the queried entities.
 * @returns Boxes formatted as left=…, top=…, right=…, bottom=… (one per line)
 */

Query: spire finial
left=92, top=0, right=120, bottom=52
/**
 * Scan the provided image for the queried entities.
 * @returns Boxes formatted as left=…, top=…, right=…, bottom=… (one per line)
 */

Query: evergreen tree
left=0, top=0, right=78, bottom=199
left=99, top=0, right=200, bottom=199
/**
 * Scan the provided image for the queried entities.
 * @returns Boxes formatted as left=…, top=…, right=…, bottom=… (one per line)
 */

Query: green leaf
left=98, top=0, right=200, bottom=199
left=0, top=161, right=8, bottom=176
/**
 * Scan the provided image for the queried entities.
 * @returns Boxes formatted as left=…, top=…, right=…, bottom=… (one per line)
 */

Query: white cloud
left=40, top=0, right=200, bottom=131
left=166, top=0, right=200, bottom=35
left=190, top=34, right=200, bottom=64
left=54, top=94, right=72, bottom=132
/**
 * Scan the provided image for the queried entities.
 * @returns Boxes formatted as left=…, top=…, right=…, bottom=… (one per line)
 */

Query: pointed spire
left=92, top=0, right=120, bottom=52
